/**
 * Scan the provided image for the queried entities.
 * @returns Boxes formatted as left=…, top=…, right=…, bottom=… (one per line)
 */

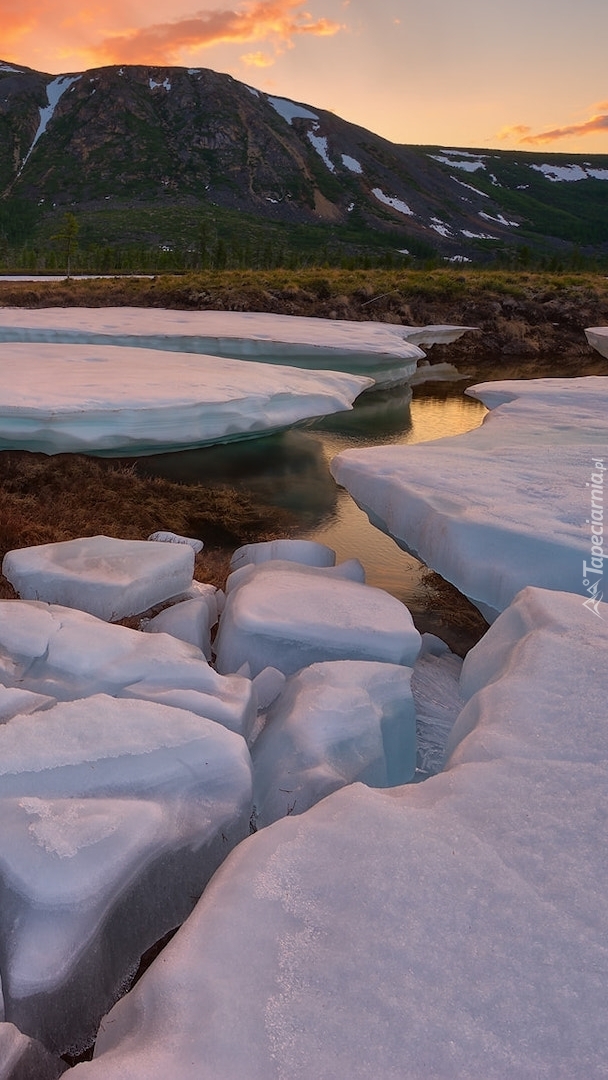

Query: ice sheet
left=331, top=376, right=607, bottom=618
left=71, top=588, right=608, bottom=1080
left=0, top=341, right=373, bottom=454
left=0, top=309, right=428, bottom=389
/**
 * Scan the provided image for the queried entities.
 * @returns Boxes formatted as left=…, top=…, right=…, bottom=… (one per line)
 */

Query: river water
left=134, top=382, right=488, bottom=652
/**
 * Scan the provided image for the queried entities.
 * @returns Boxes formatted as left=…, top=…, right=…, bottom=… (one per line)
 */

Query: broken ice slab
left=3, top=535, right=194, bottom=621
left=252, top=659, right=416, bottom=826
left=214, top=560, right=421, bottom=677
left=0, top=694, right=252, bottom=1057
left=0, top=600, right=255, bottom=738
left=142, top=590, right=220, bottom=659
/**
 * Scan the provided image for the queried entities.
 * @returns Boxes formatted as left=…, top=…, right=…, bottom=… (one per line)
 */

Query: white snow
left=341, top=154, right=363, bottom=173
left=331, top=376, right=608, bottom=621
left=72, top=588, right=608, bottom=1080
left=266, top=96, right=319, bottom=124
left=585, top=325, right=608, bottom=359
left=430, top=154, right=485, bottom=172
left=307, top=129, right=335, bottom=171
left=451, top=176, right=489, bottom=197
left=529, top=163, right=608, bottom=183
left=3, top=536, right=194, bottom=621
left=149, top=77, right=171, bottom=91
left=479, top=210, right=519, bottom=227
left=0, top=308, right=426, bottom=391
left=371, top=188, right=414, bottom=216
left=429, top=217, right=452, bottom=237
left=0, top=694, right=252, bottom=1055
left=252, top=660, right=416, bottom=826
left=0, top=599, right=255, bottom=737
left=214, top=560, right=421, bottom=677
left=0, top=341, right=373, bottom=454
left=461, top=229, right=494, bottom=239
left=18, top=76, right=80, bottom=174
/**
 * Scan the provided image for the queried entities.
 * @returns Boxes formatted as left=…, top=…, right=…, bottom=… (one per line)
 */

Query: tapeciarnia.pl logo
left=582, top=458, right=605, bottom=619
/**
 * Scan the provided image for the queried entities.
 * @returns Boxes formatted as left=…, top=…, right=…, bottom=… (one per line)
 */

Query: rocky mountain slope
left=1, top=59, right=608, bottom=262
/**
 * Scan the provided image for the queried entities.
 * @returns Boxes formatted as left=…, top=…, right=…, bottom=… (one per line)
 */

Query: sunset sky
left=2, top=0, right=608, bottom=154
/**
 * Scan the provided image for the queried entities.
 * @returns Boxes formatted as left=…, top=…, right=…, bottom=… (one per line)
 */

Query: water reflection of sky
left=135, top=384, right=487, bottom=649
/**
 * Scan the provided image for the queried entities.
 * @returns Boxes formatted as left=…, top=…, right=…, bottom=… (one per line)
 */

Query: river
left=131, top=381, right=488, bottom=653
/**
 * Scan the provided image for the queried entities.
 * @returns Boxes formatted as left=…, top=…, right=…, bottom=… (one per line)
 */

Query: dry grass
left=0, top=451, right=296, bottom=595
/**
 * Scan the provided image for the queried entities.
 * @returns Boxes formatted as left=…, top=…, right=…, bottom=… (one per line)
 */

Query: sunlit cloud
left=499, top=106, right=608, bottom=147
left=84, top=0, right=343, bottom=66
left=496, top=123, right=532, bottom=141
left=240, top=50, right=275, bottom=66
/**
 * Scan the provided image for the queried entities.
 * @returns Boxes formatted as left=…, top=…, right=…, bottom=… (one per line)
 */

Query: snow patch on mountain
left=307, top=128, right=335, bottom=171
left=531, top=162, right=608, bottom=182
left=18, top=75, right=81, bottom=176
left=267, top=96, right=319, bottom=124
left=371, top=188, right=414, bottom=216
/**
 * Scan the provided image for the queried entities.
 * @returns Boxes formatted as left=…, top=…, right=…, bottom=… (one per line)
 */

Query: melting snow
left=371, top=188, right=414, bottom=216
left=307, top=128, right=335, bottom=172
left=429, top=218, right=452, bottom=237
left=531, top=162, right=608, bottom=182
left=451, top=176, right=489, bottom=198
left=341, top=154, right=363, bottom=174
left=430, top=155, right=485, bottom=172
left=479, top=210, right=519, bottom=227
left=18, top=75, right=81, bottom=175
left=461, top=229, right=494, bottom=239
left=149, top=77, right=171, bottom=91
left=266, top=96, right=319, bottom=124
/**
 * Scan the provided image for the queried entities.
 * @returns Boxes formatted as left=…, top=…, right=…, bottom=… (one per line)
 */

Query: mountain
left=1, top=58, right=608, bottom=265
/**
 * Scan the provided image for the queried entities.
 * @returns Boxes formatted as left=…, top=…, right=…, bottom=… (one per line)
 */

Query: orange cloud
left=510, top=110, right=608, bottom=146
left=240, top=50, right=275, bottom=66
left=86, top=0, right=343, bottom=65
left=496, top=124, right=532, bottom=141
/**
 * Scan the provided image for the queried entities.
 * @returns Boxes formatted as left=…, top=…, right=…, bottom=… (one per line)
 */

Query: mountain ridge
left=1, top=58, right=608, bottom=265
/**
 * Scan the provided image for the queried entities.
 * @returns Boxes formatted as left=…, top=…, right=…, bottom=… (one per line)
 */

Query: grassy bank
left=0, top=453, right=296, bottom=602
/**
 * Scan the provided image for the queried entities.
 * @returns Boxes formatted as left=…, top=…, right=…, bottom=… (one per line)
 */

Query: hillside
left=1, top=59, right=608, bottom=266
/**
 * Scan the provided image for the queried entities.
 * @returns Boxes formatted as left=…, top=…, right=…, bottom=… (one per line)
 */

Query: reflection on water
left=134, top=383, right=487, bottom=650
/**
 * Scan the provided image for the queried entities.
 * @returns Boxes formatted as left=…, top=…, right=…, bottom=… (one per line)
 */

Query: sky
left=2, top=0, right=608, bottom=154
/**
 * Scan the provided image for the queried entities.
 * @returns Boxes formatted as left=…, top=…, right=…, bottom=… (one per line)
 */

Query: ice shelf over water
left=585, top=325, right=608, bottom=359
left=71, top=587, right=608, bottom=1080
left=331, top=376, right=608, bottom=619
left=0, top=309, right=476, bottom=389
left=0, top=341, right=373, bottom=455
